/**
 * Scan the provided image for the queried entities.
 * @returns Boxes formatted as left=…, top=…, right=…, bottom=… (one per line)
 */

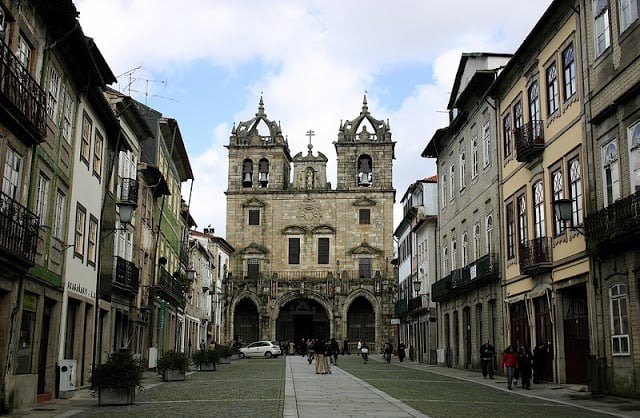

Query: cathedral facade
left=222, top=97, right=397, bottom=350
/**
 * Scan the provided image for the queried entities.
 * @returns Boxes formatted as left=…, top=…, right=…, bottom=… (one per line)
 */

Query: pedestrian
left=357, top=339, right=362, bottom=356
left=533, top=340, right=550, bottom=383
left=361, top=341, right=369, bottom=363
left=313, top=338, right=326, bottom=374
left=330, top=338, right=340, bottom=365
left=342, top=337, right=350, bottom=355
left=324, top=340, right=332, bottom=373
left=289, top=340, right=296, bottom=356
left=501, top=344, right=518, bottom=390
left=480, top=339, right=495, bottom=379
left=199, top=339, right=206, bottom=351
left=307, top=338, right=316, bottom=364
left=383, top=340, right=393, bottom=363
left=518, top=345, right=533, bottom=389
left=398, top=342, right=406, bottom=362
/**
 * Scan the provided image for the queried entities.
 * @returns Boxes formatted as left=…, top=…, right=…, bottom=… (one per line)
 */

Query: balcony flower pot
left=191, top=349, right=219, bottom=371
left=158, top=350, right=188, bottom=382
left=90, top=351, right=142, bottom=406
left=215, top=345, right=232, bottom=364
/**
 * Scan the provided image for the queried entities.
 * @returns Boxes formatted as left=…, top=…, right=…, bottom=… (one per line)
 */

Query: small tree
left=90, top=351, right=143, bottom=393
left=157, top=350, right=189, bottom=373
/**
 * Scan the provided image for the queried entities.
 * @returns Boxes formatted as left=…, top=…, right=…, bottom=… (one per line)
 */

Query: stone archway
left=276, top=297, right=330, bottom=343
left=346, top=296, right=375, bottom=345
left=233, top=298, right=259, bottom=344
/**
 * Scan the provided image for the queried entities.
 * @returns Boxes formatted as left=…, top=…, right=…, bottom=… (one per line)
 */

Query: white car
left=239, top=341, right=282, bottom=359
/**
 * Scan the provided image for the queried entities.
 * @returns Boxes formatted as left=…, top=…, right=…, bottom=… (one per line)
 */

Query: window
left=17, top=35, right=32, bottom=72
left=507, top=203, right=515, bottom=259
left=358, top=258, right=372, bottom=279
left=248, top=209, right=260, bottom=225
left=88, top=216, right=98, bottom=265
left=594, top=0, right=611, bottom=57
left=16, top=294, right=36, bottom=374
left=318, top=237, right=330, bottom=264
left=552, top=169, right=564, bottom=236
left=451, top=238, right=457, bottom=269
left=471, top=132, right=478, bottom=177
left=546, top=63, right=559, bottom=115
left=619, top=0, right=638, bottom=32
left=2, top=147, right=22, bottom=199
left=247, top=258, right=259, bottom=280
left=602, top=141, right=620, bottom=206
left=514, top=101, right=523, bottom=131
left=441, top=174, right=447, bottom=208
left=81, top=113, right=92, bottom=165
left=359, top=208, right=370, bottom=225
left=288, top=238, right=300, bottom=264
left=449, top=165, right=455, bottom=200
left=529, top=82, right=541, bottom=127
left=610, top=283, right=630, bottom=355
left=443, top=246, right=449, bottom=274
left=93, top=130, right=103, bottom=178
left=357, top=155, right=373, bottom=187
left=460, top=152, right=466, bottom=189
left=61, top=89, right=74, bottom=142
left=563, top=44, right=577, bottom=100
left=503, top=114, right=512, bottom=159
left=35, top=173, right=50, bottom=221
left=482, top=121, right=490, bottom=168
left=473, top=223, right=480, bottom=260
left=628, top=122, right=640, bottom=192
left=518, top=194, right=528, bottom=244
left=46, top=66, right=60, bottom=120
left=259, top=158, right=269, bottom=187
left=569, top=157, right=584, bottom=226
left=242, top=159, right=253, bottom=187
left=74, top=205, right=86, bottom=257
left=53, top=190, right=66, bottom=240
left=462, top=232, right=468, bottom=266
left=533, top=181, right=545, bottom=238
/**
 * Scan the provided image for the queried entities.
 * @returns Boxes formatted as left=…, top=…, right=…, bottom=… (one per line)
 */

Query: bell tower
left=334, top=95, right=395, bottom=192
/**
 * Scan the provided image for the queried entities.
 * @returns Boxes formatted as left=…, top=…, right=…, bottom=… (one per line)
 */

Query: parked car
left=238, top=341, right=282, bottom=359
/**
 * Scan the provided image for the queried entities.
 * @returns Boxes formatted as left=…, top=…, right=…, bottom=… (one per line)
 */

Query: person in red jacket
left=501, top=344, right=518, bottom=390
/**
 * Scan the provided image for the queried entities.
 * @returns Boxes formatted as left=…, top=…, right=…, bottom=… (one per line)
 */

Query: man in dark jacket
left=480, top=339, right=495, bottom=379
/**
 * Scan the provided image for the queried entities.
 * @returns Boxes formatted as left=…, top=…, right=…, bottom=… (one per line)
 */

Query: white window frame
left=486, top=214, right=493, bottom=254
left=628, top=122, right=640, bottom=193
left=619, top=0, right=638, bottom=33
left=449, top=165, right=455, bottom=200
left=533, top=181, right=546, bottom=239
left=460, top=152, right=466, bottom=190
left=53, top=190, right=66, bottom=240
left=569, top=157, right=584, bottom=226
left=602, top=140, right=620, bottom=206
left=547, top=62, right=559, bottom=115
left=471, top=133, right=478, bottom=178
left=2, top=147, right=22, bottom=199
left=594, top=1, right=611, bottom=57
left=473, top=223, right=480, bottom=261
left=482, top=121, right=491, bottom=168
left=610, top=283, right=630, bottom=356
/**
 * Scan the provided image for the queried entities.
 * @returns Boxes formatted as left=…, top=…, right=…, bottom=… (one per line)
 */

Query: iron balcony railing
left=179, top=242, right=190, bottom=267
left=514, top=120, right=544, bottom=163
left=431, top=253, right=500, bottom=302
left=0, top=191, right=38, bottom=265
left=113, top=256, right=140, bottom=294
left=518, top=237, right=552, bottom=275
left=585, top=190, right=640, bottom=254
left=120, top=178, right=139, bottom=205
left=469, top=253, right=499, bottom=282
left=431, top=275, right=452, bottom=302
left=395, top=299, right=408, bottom=317
left=157, top=266, right=186, bottom=307
left=0, top=39, right=46, bottom=140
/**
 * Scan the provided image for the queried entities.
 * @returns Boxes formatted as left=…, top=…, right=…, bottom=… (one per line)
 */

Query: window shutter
left=318, top=238, right=329, bottom=264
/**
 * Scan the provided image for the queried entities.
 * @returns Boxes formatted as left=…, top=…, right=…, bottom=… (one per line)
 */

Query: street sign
left=390, top=318, right=400, bottom=325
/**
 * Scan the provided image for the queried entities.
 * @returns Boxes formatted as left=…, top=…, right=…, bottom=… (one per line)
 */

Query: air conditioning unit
left=58, top=359, right=76, bottom=397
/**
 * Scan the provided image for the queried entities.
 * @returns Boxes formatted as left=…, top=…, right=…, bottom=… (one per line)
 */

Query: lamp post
left=413, top=278, right=422, bottom=363
left=552, top=198, right=585, bottom=235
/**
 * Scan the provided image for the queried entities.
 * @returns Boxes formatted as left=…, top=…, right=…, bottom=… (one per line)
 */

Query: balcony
left=155, top=267, right=186, bottom=307
left=585, top=191, right=640, bottom=255
left=120, top=178, right=139, bottom=205
left=518, top=237, right=552, bottom=276
left=409, top=294, right=430, bottom=313
left=514, top=120, right=544, bottom=163
left=0, top=39, right=46, bottom=142
left=395, top=299, right=408, bottom=317
left=113, top=256, right=140, bottom=295
left=469, top=253, right=499, bottom=284
left=0, top=191, right=38, bottom=268
left=431, top=275, right=452, bottom=302
left=179, top=242, right=190, bottom=267
left=431, top=253, right=500, bottom=302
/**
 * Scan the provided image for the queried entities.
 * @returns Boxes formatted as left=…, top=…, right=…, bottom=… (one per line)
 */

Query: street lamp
left=413, top=278, right=422, bottom=297
left=552, top=198, right=585, bottom=235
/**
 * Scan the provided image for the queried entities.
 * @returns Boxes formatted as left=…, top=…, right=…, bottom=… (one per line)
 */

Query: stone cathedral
left=222, top=96, right=397, bottom=349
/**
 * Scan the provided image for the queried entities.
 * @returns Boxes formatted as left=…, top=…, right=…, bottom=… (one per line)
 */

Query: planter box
left=162, top=369, right=186, bottom=381
left=98, top=387, right=135, bottom=405
left=230, top=354, right=240, bottom=361
left=199, top=362, right=216, bottom=371
left=219, top=356, right=230, bottom=364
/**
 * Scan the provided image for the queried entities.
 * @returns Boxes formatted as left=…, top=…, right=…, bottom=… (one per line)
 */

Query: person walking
left=480, top=339, right=495, bottom=379
left=383, top=340, right=393, bottom=363
left=501, top=344, right=518, bottom=390
left=518, top=345, right=533, bottom=389
left=357, top=340, right=362, bottom=356
left=313, top=338, right=326, bottom=374
left=398, top=342, right=406, bottom=362
left=342, top=337, right=350, bottom=355
left=330, top=338, right=340, bottom=365
left=361, top=341, right=369, bottom=363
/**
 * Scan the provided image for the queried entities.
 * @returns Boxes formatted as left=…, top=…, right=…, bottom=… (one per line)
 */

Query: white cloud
left=74, top=0, right=552, bottom=237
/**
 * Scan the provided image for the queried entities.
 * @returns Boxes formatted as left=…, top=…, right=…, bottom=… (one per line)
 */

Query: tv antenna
left=116, top=66, right=176, bottom=105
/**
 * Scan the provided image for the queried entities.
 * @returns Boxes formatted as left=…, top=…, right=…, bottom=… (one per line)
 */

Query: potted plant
left=215, top=345, right=233, bottom=364
left=90, top=351, right=143, bottom=405
left=157, top=350, right=189, bottom=381
left=192, top=349, right=220, bottom=371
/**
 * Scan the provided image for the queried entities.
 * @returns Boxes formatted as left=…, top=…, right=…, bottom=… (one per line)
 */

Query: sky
left=74, top=0, right=553, bottom=237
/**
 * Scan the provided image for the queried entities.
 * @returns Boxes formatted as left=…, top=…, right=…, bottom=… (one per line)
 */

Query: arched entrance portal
left=276, top=298, right=329, bottom=343
left=234, top=298, right=259, bottom=344
left=347, top=297, right=375, bottom=344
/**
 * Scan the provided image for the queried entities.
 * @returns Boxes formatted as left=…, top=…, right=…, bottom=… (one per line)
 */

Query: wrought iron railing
left=120, top=178, right=138, bottom=205
left=0, top=191, right=38, bottom=264
left=395, top=299, right=408, bottom=316
left=518, top=237, right=552, bottom=275
left=113, top=256, right=140, bottom=294
left=469, top=253, right=499, bottom=282
left=157, top=267, right=186, bottom=306
left=0, top=39, right=46, bottom=139
left=585, top=191, right=640, bottom=252
left=179, top=242, right=190, bottom=267
left=514, top=120, right=544, bottom=163
left=431, top=275, right=452, bottom=302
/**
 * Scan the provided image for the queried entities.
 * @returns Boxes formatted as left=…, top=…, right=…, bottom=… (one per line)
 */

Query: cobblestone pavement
left=9, top=354, right=640, bottom=417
